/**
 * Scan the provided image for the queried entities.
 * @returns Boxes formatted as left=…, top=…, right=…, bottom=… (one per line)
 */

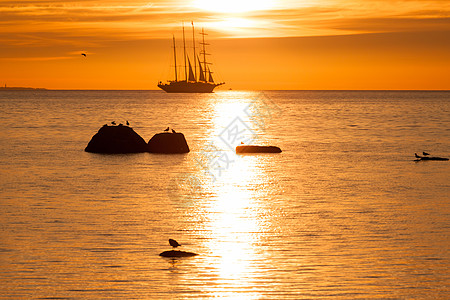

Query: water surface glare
left=0, top=90, right=449, bottom=298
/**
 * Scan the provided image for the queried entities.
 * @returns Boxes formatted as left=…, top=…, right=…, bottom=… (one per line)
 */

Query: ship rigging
left=157, top=22, right=224, bottom=93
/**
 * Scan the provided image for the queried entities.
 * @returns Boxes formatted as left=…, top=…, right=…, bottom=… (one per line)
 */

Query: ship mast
left=192, top=21, right=197, bottom=82
left=182, top=22, right=187, bottom=81
left=172, top=35, right=177, bottom=82
left=200, top=28, right=209, bottom=82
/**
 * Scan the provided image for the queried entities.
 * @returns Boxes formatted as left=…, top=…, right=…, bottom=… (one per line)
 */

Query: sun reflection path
left=190, top=92, right=282, bottom=297
left=200, top=157, right=267, bottom=295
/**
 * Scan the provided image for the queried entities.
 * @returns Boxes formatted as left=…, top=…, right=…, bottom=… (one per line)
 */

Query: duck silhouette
left=169, top=239, right=181, bottom=249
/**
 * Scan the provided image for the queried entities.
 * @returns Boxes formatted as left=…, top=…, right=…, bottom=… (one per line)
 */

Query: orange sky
left=0, top=0, right=449, bottom=90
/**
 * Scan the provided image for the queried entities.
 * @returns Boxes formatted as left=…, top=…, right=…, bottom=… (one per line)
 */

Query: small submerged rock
left=414, top=152, right=449, bottom=161
left=415, top=156, right=449, bottom=161
left=159, top=250, right=198, bottom=257
left=236, top=145, right=282, bottom=154
left=85, top=125, right=148, bottom=153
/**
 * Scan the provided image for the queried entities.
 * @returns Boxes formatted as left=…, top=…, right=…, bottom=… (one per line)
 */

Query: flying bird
left=164, top=127, right=169, bottom=132
left=81, top=53, right=86, bottom=57
left=171, top=129, right=177, bottom=133
left=169, top=239, right=181, bottom=248
left=423, top=151, right=430, bottom=156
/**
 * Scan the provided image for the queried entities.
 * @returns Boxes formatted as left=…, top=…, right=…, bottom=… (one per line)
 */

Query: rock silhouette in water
left=147, top=132, right=190, bottom=153
left=414, top=153, right=449, bottom=161
left=85, top=125, right=148, bottom=153
left=159, top=250, right=198, bottom=257
left=236, top=145, right=282, bottom=154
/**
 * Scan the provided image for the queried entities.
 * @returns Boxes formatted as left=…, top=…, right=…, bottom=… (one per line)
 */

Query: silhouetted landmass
left=0, top=86, right=47, bottom=90
left=148, top=132, right=190, bottom=153
left=236, top=145, right=282, bottom=154
left=85, top=125, right=148, bottom=153
left=159, top=250, right=198, bottom=257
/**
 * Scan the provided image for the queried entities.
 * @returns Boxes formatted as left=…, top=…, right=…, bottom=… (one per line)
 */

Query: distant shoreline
left=0, top=86, right=47, bottom=91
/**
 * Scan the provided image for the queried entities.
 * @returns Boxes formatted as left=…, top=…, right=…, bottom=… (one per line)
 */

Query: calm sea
left=0, top=90, right=449, bottom=299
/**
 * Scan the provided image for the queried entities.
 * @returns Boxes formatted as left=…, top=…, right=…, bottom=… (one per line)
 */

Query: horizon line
left=2, top=88, right=450, bottom=92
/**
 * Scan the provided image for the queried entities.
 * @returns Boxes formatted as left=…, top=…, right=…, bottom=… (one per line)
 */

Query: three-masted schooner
left=157, top=22, right=224, bottom=93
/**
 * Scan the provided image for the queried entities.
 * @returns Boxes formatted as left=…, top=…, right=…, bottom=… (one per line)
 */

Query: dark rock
left=85, top=125, right=148, bottom=153
left=417, top=156, right=449, bottom=161
left=159, top=250, right=198, bottom=257
left=236, top=145, right=282, bottom=154
left=147, top=132, right=190, bottom=153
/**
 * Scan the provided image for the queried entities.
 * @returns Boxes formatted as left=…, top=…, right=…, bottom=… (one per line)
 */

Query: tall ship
left=158, top=22, right=224, bottom=93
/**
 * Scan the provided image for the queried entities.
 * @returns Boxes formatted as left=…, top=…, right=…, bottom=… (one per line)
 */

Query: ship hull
left=158, top=81, right=223, bottom=93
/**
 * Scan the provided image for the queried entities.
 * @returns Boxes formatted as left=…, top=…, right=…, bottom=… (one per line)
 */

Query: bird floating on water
left=423, top=151, right=430, bottom=156
left=169, top=239, right=181, bottom=248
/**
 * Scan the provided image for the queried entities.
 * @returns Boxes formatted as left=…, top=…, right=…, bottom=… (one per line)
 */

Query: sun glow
left=193, top=0, right=274, bottom=13
left=207, top=17, right=257, bottom=32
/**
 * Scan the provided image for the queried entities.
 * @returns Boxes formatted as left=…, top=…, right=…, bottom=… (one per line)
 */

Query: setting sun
left=193, top=0, right=275, bottom=13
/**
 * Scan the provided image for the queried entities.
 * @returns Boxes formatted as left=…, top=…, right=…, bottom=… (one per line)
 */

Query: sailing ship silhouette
left=158, top=22, right=224, bottom=93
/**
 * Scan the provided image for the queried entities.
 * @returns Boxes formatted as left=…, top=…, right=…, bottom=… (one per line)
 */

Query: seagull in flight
left=81, top=53, right=87, bottom=57
left=169, top=239, right=181, bottom=249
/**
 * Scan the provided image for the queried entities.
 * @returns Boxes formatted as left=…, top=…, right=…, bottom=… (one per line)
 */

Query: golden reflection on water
left=193, top=92, right=273, bottom=297
left=3, top=91, right=450, bottom=298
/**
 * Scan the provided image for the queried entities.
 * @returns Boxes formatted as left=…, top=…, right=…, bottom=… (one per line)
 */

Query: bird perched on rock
left=415, top=153, right=421, bottom=159
left=169, top=239, right=181, bottom=248
left=171, top=129, right=177, bottom=133
left=126, top=120, right=130, bottom=126
left=423, top=151, right=430, bottom=156
left=111, top=121, right=116, bottom=125
left=164, top=127, right=169, bottom=132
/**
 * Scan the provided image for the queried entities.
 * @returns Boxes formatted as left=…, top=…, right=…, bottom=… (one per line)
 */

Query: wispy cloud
left=0, top=0, right=448, bottom=47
